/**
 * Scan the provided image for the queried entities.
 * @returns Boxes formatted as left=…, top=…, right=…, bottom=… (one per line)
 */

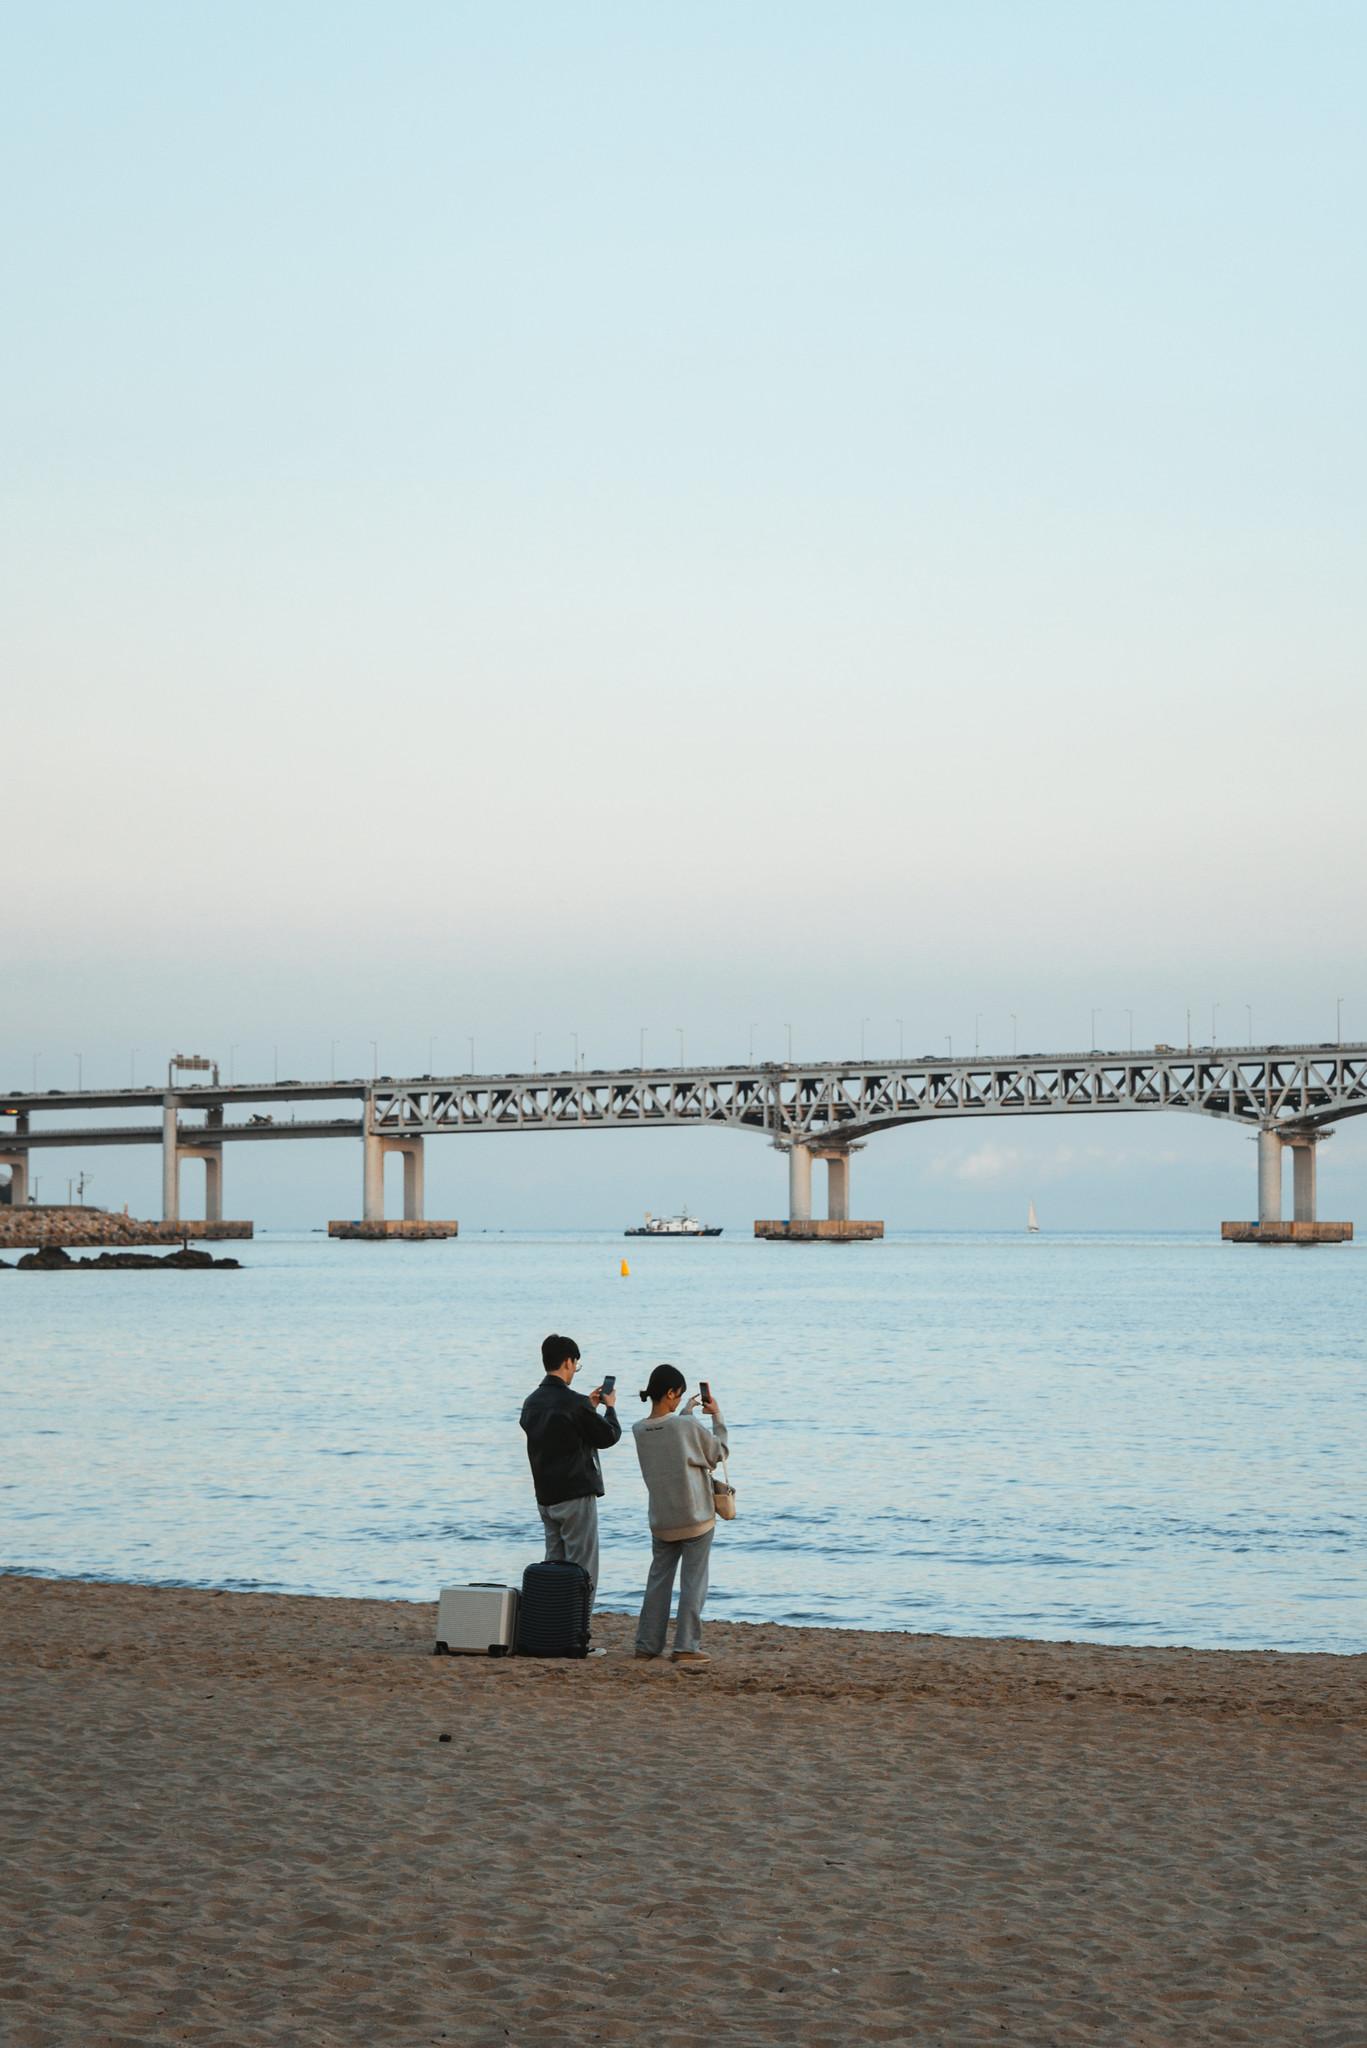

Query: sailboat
left=1026, top=1199, right=1040, bottom=1233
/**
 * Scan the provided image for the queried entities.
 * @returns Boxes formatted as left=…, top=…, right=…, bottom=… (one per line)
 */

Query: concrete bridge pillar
left=205, top=1108, right=224, bottom=1222
left=788, top=1141, right=813, bottom=1223
left=362, top=1130, right=426, bottom=1223
left=174, top=1143, right=226, bottom=1224
left=363, top=1129, right=386, bottom=1222
left=402, top=1138, right=425, bottom=1222
left=162, top=1097, right=180, bottom=1223
left=824, top=1151, right=850, bottom=1222
left=1257, top=1127, right=1282, bottom=1227
left=1283, top=1131, right=1321, bottom=1224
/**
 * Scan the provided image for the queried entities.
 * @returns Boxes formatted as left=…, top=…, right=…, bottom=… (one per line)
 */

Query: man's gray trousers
left=538, top=1495, right=600, bottom=1613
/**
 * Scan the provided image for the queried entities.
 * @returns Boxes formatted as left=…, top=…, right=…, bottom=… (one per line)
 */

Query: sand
left=1, top=1577, right=1363, bottom=2047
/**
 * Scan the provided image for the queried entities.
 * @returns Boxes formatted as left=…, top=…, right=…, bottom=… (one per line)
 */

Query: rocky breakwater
left=0, top=1206, right=251, bottom=1249
left=0, top=1244, right=240, bottom=1271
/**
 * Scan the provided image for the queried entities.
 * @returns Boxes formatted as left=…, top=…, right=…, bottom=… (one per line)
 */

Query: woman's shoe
left=634, top=1648, right=661, bottom=1660
left=669, top=1650, right=710, bottom=1669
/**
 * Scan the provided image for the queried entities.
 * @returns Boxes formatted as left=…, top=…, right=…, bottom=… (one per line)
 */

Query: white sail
left=1027, top=1199, right=1040, bottom=1232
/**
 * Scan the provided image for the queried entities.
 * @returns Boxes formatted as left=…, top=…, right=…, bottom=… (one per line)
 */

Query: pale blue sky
left=4, top=3, right=1364, bottom=1225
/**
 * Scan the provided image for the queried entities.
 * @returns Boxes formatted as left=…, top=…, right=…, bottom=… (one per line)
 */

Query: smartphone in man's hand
left=600, top=1374, right=616, bottom=1404
left=700, top=1380, right=712, bottom=1406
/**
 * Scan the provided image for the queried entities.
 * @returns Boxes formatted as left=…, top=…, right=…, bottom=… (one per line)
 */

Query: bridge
left=2, top=1041, right=1363, bottom=1242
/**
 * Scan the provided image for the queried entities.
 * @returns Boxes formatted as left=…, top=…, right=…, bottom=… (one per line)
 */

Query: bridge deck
left=3, top=1045, right=1365, bottom=1151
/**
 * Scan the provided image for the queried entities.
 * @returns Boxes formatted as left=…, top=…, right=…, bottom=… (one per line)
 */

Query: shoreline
left=6, top=1564, right=1364, bottom=1665
left=5, top=1572, right=1364, bottom=1719
left=4, top=1576, right=1364, bottom=2045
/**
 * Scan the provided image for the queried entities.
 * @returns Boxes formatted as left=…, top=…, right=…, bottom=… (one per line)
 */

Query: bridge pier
left=161, top=1099, right=244, bottom=1231
left=1257, top=1127, right=1283, bottom=1227
left=362, top=1130, right=426, bottom=1221
left=788, top=1141, right=813, bottom=1222
left=1224, top=1127, right=1349, bottom=1244
left=1286, top=1131, right=1318, bottom=1223
left=335, top=1121, right=456, bottom=1239
left=177, top=1145, right=224, bottom=1222
left=162, top=1098, right=180, bottom=1222
left=823, top=1150, right=850, bottom=1223
left=757, top=1142, right=882, bottom=1241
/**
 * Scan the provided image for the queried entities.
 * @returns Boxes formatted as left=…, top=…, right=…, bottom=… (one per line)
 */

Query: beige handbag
left=712, top=1451, right=737, bottom=1521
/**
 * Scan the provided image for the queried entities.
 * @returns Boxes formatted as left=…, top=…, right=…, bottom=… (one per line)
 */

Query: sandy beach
left=1, top=1576, right=1363, bottom=2048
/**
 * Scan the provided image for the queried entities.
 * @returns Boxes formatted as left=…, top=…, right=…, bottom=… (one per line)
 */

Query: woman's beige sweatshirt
left=631, top=1407, right=729, bottom=1541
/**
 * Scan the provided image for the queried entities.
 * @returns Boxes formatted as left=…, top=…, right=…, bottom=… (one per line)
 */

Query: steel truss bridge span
left=366, top=1046, right=1367, bottom=1145
left=2, top=1043, right=1363, bottom=1238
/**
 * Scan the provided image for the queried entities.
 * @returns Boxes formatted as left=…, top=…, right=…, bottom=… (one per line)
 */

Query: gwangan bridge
left=3, top=1042, right=1363, bottom=1245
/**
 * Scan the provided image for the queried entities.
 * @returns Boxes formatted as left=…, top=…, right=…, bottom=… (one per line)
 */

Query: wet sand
left=1, top=1575, right=1363, bottom=2046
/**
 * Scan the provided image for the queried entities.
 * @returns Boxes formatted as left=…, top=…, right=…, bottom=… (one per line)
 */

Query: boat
left=624, top=1208, right=722, bottom=1238
left=1027, top=1199, right=1040, bottom=1233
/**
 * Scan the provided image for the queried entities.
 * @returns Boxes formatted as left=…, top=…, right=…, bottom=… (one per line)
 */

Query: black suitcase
left=516, top=1560, right=592, bottom=1658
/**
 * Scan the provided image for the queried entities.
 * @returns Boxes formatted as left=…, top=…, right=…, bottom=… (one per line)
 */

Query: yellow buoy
left=620, top=1258, right=630, bottom=1277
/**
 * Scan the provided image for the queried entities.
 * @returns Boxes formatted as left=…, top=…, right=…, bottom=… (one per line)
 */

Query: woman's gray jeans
left=636, top=1527, right=715, bottom=1655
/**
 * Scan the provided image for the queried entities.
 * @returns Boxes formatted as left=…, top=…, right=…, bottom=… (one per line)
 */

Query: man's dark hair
left=541, top=1333, right=581, bottom=1373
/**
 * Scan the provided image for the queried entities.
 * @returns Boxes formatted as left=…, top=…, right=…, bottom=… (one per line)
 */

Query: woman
left=631, top=1364, right=729, bottom=1670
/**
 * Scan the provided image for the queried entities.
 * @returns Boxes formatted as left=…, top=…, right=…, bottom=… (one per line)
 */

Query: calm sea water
left=3, top=1230, right=1364, bottom=1652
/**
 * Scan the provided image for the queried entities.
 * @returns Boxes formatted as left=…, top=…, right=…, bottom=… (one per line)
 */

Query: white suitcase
left=434, top=1583, right=520, bottom=1657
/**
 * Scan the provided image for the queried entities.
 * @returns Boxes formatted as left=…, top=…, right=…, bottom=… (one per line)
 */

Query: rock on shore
left=0, top=1245, right=240, bottom=1271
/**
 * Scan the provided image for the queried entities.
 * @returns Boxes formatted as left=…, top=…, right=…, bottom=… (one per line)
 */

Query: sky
left=4, top=2, right=1365, bottom=1228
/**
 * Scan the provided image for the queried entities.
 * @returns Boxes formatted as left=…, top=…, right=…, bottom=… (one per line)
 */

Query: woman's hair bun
left=641, top=1362, right=688, bottom=1406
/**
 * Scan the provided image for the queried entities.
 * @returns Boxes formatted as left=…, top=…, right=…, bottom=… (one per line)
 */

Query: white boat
left=1027, top=1199, right=1040, bottom=1233
left=625, top=1208, right=722, bottom=1238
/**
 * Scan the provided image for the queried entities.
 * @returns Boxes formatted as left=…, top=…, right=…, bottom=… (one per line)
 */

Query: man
left=520, top=1333, right=621, bottom=1619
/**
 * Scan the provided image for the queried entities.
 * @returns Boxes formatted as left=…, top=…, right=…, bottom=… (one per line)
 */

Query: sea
left=4, top=1229, right=1364, bottom=1654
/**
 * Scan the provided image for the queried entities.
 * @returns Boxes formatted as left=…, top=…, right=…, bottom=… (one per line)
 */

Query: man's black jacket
left=520, top=1374, right=622, bottom=1506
